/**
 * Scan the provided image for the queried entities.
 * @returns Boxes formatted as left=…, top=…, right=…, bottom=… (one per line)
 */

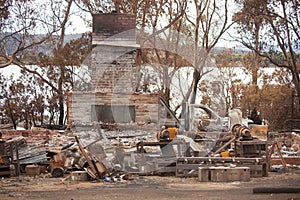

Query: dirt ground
left=0, top=170, right=299, bottom=200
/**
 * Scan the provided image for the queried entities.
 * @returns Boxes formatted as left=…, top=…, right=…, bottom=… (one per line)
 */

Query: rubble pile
left=3, top=131, right=75, bottom=166
left=1, top=121, right=299, bottom=183
left=0, top=123, right=159, bottom=182
left=269, top=132, right=300, bottom=153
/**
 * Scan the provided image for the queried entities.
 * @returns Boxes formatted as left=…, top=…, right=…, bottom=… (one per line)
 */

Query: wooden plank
left=177, top=157, right=264, bottom=163
left=270, top=157, right=300, bottom=165
left=176, top=157, right=267, bottom=178
left=176, top=164, right=200, bottom=170
left=75, top=136, right=98, bottom=179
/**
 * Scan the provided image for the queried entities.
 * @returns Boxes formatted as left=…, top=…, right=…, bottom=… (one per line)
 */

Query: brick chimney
left=90, top=13, right=139, bottom=93
left=67, top=14, right=160, bottom=124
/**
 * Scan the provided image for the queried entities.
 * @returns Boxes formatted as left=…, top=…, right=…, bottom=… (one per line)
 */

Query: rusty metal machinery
left=232, top=124, right=252, bottom=140
left=157, top=127, right=178, bottom=141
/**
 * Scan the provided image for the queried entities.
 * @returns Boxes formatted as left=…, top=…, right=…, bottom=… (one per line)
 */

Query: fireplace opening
left=91, top=105, right=136, bottom=123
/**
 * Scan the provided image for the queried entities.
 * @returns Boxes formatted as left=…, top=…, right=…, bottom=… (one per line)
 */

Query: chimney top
left=92, top=13, right=138, bottom=47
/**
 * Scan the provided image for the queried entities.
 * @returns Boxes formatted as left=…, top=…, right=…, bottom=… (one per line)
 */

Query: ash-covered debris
left=70, top=122, right=161, bottom=178
left=1, top=119, right=299, bottom=183
left=0, top=122, right=162, bottom=182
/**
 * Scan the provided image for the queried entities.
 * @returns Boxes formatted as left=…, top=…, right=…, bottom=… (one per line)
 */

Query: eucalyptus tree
left=0, top=0, right=93, bottom=125
left=0, top=72, right=47, bottom=129
left=0, top=0, right=60, bottom=68
left=234, top=0, right=268, bottom=88
left=36, top=32, right=92, bottom=125
left=234, top=0, right=300, bottom=106
left=184, top=0, right=235, bottom=104
left=214, top=49, right=243, bottom=111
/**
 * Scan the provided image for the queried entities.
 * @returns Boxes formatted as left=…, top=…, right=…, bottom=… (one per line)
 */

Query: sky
left=64, top=0, right=239, bottom=47
left=0, top=65, right=22, bottom=79
left=66, top=9, right=92, bottom=34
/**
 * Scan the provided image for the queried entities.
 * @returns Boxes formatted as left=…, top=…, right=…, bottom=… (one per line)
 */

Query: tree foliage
left=180, top=0, right=235, bottom=105
left=234, top=0, right=300, bottom=102
left=36, top=33, right=92, bottom=125
left=0, top=0, right=63, bottom=68
left=0, top=72, right=46, bottom=129
left=215, top=49, right=242, bottom=112
left=240, top=84, right=293, bottom=130
left=0, top=0, right=93, bottom=126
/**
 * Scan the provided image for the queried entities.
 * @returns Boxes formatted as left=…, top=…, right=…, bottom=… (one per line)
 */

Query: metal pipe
left=210, top=136, right=236, bottom=156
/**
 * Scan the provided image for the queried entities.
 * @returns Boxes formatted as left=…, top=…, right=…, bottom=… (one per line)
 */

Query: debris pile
left=0, top=120, right=299, bottom=183
left=268, top=132, right=300, bottom=167
left=0, top=123, right=158, bottom=182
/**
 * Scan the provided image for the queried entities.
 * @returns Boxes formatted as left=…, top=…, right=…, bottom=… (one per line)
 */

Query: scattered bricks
left=1, top=130, right=58, bottom=144
left=22, top=132, right=29, bottom=137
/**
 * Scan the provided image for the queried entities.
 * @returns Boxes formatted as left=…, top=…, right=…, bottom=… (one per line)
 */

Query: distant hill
left=1, top=33, right=83, bottom=56
left=211, top=45, right=250, bottom=55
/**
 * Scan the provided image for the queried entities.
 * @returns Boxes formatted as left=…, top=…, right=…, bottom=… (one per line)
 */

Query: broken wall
left=67, top=92, right=160, bottom=124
